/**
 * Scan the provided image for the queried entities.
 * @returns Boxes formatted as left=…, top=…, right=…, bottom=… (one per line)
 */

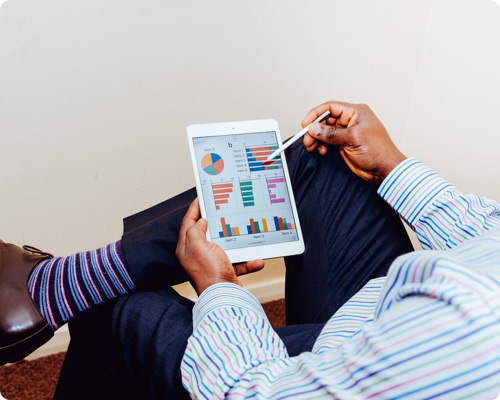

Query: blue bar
left=248, top=162, right=265, bottom=167
left=247, top=226, right=252, bottom=234
left=219, top=231, right=224, bottom=238
left=247, top=157, right=257, bottom=162
left=274, top=216, right=280, bottom=231
left=249, top=167, right=266, bottom=171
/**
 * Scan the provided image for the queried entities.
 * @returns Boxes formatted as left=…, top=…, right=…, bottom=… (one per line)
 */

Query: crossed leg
left=54, top=142, right=413, bottom=399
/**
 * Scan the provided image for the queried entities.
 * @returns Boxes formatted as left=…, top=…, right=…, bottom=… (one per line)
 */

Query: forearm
left=181, top=283, right=289, bottom=399
left=182, top=254, right=500, bottom=399
left=378, top=158, right=500, bottom=250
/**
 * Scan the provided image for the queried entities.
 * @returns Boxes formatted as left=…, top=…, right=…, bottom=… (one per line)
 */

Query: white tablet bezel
left=187, top=119, right=305, bottom=264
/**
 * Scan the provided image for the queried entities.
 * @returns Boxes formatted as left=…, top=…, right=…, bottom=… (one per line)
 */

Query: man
left=177, top=102, right=500, bottom=399
left=2, top=101, right=499, bottom=398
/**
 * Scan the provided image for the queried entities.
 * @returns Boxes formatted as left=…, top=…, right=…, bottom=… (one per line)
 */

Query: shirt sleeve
left=378, top=158, right=500, bottom=250
left=181, top=159, right=500, bottom=399
left=181, top=283, right=290, bottom=399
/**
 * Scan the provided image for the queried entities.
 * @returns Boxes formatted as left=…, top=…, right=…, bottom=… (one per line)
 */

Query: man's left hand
left=175, top=198, right=265, bottom=296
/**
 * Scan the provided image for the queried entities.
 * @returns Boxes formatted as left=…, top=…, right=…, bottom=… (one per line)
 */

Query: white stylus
left=267, top=110, right=331, bottom=161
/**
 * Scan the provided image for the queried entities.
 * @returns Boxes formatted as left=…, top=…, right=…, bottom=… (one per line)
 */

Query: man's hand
left=302, top=101, right=407, bottom=184
left=175, top=198, right=265, bottom=296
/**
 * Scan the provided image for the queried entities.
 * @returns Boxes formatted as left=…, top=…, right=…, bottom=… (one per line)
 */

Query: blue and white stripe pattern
left=181, top=158, right=500, bottom=399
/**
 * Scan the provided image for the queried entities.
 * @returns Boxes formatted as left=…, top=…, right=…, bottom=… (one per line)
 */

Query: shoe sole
left=0, top=324, right=54, bottom=366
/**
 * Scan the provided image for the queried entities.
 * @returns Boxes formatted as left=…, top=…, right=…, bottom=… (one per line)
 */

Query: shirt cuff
left=377, top=158, right=453, bottom=229
left=192, top=282, right=269, bottom=331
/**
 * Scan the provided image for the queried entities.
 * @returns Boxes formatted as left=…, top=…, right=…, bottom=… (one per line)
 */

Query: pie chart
left=201, top=153, right=224, bottom=175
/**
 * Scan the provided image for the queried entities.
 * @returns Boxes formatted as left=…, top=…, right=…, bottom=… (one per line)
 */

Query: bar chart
left=218, top=215, right=296, bottom=237
left=239, top=180, right=255, bottom=207
left=273, top=216, right=295, bottom=231
left=218, top=217, right=241, bottom=238
left=212, top=182, right=233, bottom=210
left=245, top=145, right=283, bottom=172
left=266, top=177, right=286, bottom=204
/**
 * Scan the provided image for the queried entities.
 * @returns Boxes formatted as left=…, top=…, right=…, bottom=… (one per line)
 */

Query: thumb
left=195, top=218, right=208, bottom=234
left=187, top=218, right=209, bottom=241
left=308, top=123, right=350, bottom=146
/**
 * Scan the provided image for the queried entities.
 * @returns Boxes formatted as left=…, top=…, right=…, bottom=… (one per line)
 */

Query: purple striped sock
left=27, top=240, right=135, bottom=330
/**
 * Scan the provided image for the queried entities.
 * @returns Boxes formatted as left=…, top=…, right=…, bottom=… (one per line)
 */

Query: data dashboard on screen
left=191, top=130, right=299, bottom=251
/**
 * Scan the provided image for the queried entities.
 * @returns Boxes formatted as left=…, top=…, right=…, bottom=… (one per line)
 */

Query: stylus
left=266, top=110, right=331, bottom=161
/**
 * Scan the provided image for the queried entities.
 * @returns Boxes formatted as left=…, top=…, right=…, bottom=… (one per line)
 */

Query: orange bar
left=212, top=183, right=233, bottom=189
left=221, top=218, right=228, bottom=237
left=250, top=218, right=257, bottom=234
left=248, top=146, right=270, bottom=152
left=216, top=199, right=229, bottom=204
left=278, top=217, right=285, bottom=231
left=235, top=227, right=240, bottom=236
left=262, top=218, right=268, bottom=232
left=214, top=194, right=230, bottom=200
left=291, top=224, right=296, bottom=229
left=249, top=150, right=271, bottom=156
left=213, top=188, right=233, bottom=194
left=251, top=156, right=270, bottom=162
left=216, top=205, right=220, bottom=210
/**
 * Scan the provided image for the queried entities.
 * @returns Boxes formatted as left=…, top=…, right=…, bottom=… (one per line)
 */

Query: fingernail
left=309, top=123, right=320, bottom=135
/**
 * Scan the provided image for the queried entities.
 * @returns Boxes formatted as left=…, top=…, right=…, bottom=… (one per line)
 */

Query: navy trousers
left=54, top=142, right=414, bottom=399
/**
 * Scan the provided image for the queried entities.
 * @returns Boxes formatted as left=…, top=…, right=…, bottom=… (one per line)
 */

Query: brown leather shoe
left=0, top=240, right=54, bottom=365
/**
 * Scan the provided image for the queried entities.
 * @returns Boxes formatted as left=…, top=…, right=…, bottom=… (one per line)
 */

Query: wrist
left=194, top=277, right=242, bottom=296
left=377, top=151, right=407, bottom=184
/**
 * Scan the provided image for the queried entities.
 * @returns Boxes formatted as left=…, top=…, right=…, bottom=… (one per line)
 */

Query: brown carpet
left=0, top=298, right=285, bottom=400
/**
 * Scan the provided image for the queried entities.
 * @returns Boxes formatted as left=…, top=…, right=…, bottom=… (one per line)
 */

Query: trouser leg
left=56, top=141, right=413, bottom=397
left=121, top=140, right=413, bottom=321
left=283, top=144, right=414, bottom=324
left=120, top=188, right=196, bottom=290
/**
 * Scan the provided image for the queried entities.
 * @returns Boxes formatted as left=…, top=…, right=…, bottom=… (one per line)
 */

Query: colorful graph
left=239, top=180, right=255, bottom=207
left=273, top=216, right=295, bottom=231
left=218, top=215, right=296, bottom=237
left=219, top=217, right=241, bottom=238
left=201, top=153, right=224, bottom=176
left=266, top=177, right=286, bottom=204
left=245, top=146, right=283, bottom=172
left=212, top=182, right=233, bottom=210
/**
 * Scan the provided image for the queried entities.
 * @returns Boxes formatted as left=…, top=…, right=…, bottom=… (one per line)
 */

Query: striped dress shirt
left=181, top=158, right=500, bottom=399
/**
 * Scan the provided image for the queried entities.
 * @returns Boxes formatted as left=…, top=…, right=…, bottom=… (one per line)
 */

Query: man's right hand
left=302, top=101, right=407, bottom=184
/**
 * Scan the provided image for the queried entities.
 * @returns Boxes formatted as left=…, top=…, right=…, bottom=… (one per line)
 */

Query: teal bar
left=226, top=224, right=232, bottom=237
left=254, top=221, right=261, bottom=233
left=240, top=181, right=253, bottom=187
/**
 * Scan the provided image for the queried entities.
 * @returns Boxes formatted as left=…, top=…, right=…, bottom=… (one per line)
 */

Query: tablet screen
left=192, top=131, right=299, bottom=251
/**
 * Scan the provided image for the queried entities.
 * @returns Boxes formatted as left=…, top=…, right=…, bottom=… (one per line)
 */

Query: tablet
left=187, top=119, right=305, bottom=263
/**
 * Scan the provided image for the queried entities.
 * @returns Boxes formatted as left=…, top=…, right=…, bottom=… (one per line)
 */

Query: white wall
left=0, top=0, right=433, bottom=299
left=403, top=0, right=500, bottom=202
left=1, top=0, right=499, bottom=304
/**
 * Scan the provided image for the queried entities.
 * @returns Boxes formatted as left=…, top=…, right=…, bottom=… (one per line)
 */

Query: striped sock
left=27, top=240, right=135, bottom=330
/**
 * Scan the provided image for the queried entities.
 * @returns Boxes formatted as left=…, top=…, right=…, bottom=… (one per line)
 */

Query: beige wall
left=1, top=0, right=499, bottom=300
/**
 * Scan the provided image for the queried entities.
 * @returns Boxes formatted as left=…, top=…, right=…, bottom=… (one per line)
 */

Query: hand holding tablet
left=187, top=119, right=305, bottom=263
